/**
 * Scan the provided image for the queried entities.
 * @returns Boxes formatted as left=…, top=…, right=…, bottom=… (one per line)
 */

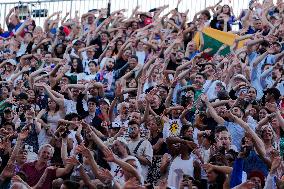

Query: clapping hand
left=75, top=143, right=92, bottom=158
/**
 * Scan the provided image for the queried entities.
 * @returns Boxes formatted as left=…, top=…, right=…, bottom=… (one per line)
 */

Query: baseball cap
left=99, top=98, right=110, bottom=106
left=6, top=59, right=17, bottom=66
left=234, top=74, right=248, bottom=82
left=110, top=121, right=121, bottom=129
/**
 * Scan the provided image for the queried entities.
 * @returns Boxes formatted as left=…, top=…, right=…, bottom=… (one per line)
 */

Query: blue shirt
left=224, top=121, right=245, bottom=151
left=243, top=150, right=269, bottom=176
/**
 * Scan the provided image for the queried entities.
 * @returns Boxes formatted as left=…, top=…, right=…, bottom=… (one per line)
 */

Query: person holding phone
left=166, top=136, right=201, bottom=189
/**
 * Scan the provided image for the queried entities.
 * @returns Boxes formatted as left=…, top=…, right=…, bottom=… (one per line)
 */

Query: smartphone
left=183, top=174, right=190, bottom=181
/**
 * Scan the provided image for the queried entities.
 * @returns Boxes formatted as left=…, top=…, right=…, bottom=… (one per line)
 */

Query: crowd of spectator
left=0, top=0, right=284, bottom=188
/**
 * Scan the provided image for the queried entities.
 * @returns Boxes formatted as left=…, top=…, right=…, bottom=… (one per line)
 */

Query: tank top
left=168, top=155, right=194, bottom=189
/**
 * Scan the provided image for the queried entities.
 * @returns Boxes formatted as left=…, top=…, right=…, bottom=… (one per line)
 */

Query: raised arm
left=252, top=51, right=269, bottom=68
left=35, top=83, right=64, bottom=109
left=103, top=148, right=141, bottom=181
left=14, top=18, right=30, bottom=36
left=229, top=111, right=266, bottom=157
left=5, top=8, right=14, bottom=27
left=82, top=121, right=108, bottom=151
left=202, top=94, right=225, bottom=125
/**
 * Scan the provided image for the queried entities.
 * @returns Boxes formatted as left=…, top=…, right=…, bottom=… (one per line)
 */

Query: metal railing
left=0, top=0, right=251, bottom=30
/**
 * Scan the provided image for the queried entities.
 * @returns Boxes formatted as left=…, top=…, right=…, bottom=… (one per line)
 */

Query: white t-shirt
left=163, top=118, right=183, bottom=138
left=128, top=139, right=153, bottom=180
left=136, top=51, right=146, bottom=64
left=38, top=129, right=52, bottom=148
left=64, top=99, right=77, bottom=114
left=168, top=155, right=194, bottom=189
left=16, top=42, right=28, bottom=57
left=109, top=155, right=143, bottom=185
left=204, top=80, right=226, bottom=101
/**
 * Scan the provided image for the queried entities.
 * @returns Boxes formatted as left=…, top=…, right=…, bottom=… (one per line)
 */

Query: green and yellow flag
left=193, top=27, right=246, bottom=56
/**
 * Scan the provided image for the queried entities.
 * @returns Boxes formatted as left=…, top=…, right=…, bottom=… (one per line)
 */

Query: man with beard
left=127, top=120, right=153, bottom=181
left=202, top=63, right=226, bottom=101
left=163, top=106, right=184, bottom=138
left=166, top=50, right=185, bottom=71
left=82, top=12, right=95, bottom=32
left=214, top=126, right=237, bottom=153
left=96, top=58, right=117, bottom=98
left=193, top=73, right=207, bottom=98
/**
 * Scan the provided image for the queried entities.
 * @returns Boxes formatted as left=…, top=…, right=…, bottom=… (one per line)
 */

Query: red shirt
left=21, top=161, right=56, bottom=188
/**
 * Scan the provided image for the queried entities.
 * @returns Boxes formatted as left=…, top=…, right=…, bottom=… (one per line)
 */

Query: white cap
left=6, top=59, right=17, bottom=66
left=99, top=98, right=110, bottom=106
left=234, top=74, right=248, bottom=82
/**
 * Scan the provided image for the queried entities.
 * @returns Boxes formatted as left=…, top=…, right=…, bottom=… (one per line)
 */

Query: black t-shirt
left=153, top=104, right=165, bottom=116
left=114, top=57, right=127, bottom=71
left=90, top=38, right=103, bottom=59
left=166, top=59, right=180, bottom=71
left=149, top=132, right=168, bottom=155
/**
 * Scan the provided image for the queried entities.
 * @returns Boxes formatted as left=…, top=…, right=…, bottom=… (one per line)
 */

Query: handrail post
left=3, top=4, right=7, bottom=30
left=69, top=0, right=73, bottom=18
